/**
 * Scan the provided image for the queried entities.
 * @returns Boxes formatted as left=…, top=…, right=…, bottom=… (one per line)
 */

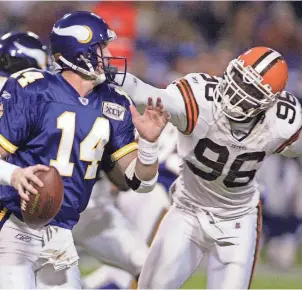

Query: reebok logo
left=102, top=102, right=126, bottom=121
left=1, top=91, right=11, bottom=99
left=15, top=233, right=31, bottom=243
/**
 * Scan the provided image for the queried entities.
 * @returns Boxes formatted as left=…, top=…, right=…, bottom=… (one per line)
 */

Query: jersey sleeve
left=0, top=77, right=36, bottom=154
left=166, top=75, right=200, bottom=134
left=118, top=72, right=189, bottom=132
left=104, top=95, right=138, bottom=162
left=276, top=126, right=302, bottom=157
left=269, top=92, right=302, bottom=157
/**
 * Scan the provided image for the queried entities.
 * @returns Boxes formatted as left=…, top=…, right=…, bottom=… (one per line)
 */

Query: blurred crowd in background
left=0, top=0, right=301, bottom=272
left=2, top=1, right=302, bottom=92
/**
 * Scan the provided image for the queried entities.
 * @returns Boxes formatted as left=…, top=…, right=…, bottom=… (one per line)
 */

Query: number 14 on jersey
left=50, top=112, right=109, bottom=179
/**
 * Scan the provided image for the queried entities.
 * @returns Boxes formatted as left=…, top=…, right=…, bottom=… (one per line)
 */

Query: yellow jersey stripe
left=111, top=142, right=138, bottom=161
left=0, top=207, right=8, bottom=222
left=0, top=135, right=18, bottom=154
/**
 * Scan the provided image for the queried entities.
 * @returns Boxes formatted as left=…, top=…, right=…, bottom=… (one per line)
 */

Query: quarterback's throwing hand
left=130, top=97, right=170, bottom=142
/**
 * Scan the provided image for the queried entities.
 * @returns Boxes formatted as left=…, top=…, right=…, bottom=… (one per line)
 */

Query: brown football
left=22, top=166, right=64, bottom=229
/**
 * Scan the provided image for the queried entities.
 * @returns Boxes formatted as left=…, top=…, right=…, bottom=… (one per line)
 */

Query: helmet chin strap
left=57, top=55, right=106, bottom=84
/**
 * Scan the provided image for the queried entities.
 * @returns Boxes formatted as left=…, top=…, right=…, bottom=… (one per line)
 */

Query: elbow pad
left=124, top=158, right=158, bottom=193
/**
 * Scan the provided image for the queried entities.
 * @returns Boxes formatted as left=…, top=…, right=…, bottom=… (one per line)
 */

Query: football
left=21, top=166, right=64, bottom=229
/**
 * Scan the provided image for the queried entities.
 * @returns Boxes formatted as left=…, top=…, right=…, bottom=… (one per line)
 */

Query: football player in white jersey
left=115, top=46, right=302, bottom=288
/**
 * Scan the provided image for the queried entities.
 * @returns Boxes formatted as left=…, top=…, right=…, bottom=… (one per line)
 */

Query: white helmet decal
left=53, top=25, right=92, bottom=43
left=13, top=41, right=46, bottom=69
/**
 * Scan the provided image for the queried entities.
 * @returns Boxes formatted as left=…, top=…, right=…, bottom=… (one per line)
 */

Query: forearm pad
left=124, top=158, right=158, bottom=193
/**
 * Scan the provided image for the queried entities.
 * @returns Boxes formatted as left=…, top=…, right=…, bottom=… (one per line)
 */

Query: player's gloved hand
left=11, top=165, right=49, bottom=202
left=130, top=97, right=170, bottom=142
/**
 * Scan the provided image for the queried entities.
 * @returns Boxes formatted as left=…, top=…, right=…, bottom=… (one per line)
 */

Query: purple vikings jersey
left=0, top=68, right=137, bottom=229
left=158, top=162, right=178, bottom=192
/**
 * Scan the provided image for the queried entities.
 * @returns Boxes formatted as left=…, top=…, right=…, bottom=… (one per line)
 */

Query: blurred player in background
left=73, top=172, right=149, bottom=289
left=0, top=11, right=168, bottom=289
left=0, top=31, right=48, bottom=144
left=116, top=47, right=302, bottom=288
left=256, top=155, right=302, bottom=269
left=0, top=31, right=48, bottom=90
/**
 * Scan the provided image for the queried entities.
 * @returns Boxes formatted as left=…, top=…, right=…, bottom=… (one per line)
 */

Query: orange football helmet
left=213, top=46, right=288, bottom=121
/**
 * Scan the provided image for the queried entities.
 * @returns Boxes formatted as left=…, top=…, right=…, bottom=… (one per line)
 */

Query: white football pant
left=0, top=214, right=81, bottom=289
left=138, top=202, right=261, bottom=289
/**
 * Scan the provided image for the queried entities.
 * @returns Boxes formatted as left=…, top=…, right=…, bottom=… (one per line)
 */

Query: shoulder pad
left=170, top=72, right=221, bottom=119
left=102, top=85, right=133, bottom=107
left=171, top=72, right=220, bottom=86
left=170, top=72, right=221, bottom=103
left=101, top=85, right=133, bottom=121
left=112, top=86, right=133, bottom=106
left=267, top=91, right=302, bottom=141
left=166, top=72, right=221, bottom=134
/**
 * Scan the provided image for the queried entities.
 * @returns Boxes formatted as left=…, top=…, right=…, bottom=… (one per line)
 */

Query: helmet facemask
left=88, top=42, right=127, bottom=86
left=53, top=42, right=127, bottom=86
left=213, top=59, right=279, bottom=121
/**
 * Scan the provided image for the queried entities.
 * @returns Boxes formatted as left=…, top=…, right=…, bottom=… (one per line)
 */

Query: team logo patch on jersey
left=102, top=102, right=126, bottom=121
left=78, top=97, right=89, bottom=106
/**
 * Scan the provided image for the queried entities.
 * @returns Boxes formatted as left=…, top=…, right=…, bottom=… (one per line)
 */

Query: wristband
left=138, top=137, right=159, bottom=165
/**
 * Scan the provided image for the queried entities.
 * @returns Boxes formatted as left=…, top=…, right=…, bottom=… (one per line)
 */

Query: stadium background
left=1, top=1, right=302, bottom=288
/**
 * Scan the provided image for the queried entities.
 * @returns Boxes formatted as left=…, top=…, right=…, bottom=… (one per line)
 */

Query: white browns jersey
left=118, top=72, right=302, bottom=218
left=166, top=73, right=302, bottom=218
left=158, top=122, right=178, bottom=164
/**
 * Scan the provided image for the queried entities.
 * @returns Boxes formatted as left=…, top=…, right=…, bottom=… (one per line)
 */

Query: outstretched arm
left=117, top=73, right=188, bottom=132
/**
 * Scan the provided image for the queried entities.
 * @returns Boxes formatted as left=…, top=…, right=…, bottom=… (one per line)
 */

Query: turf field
left=182, top=270, right=302, bottom=289
left=80, top=248, right=302, bottom=289
left=181, top=249, right=302, bottom=289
